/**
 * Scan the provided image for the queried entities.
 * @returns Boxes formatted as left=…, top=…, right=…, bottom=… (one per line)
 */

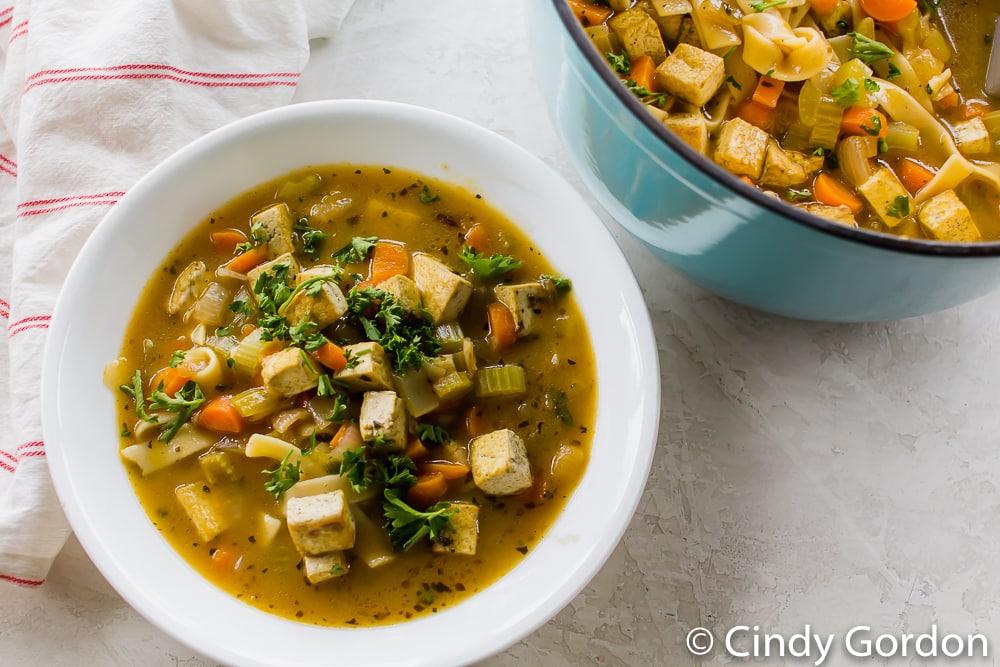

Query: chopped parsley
left=262, top=450, right=301, bottom=501
left=168, top=350, right=186, bottom=368
left=415, top=422, right=451, bottom=445
left=887, top=195, right=911, bottom=218
left=339, top=447, right=374, bottom=493
left=864, top=78, right=881, bottom=93
left=346, top=286, right=441, bottom=371
left=886, top=63, right=902, bottom=80
left=294, top=218, right=328, bottom=260
left=119, top=369, right=156, bottom=424
left=332, top=236, right=378, bottom=264
left=725, top=75, right=743, bottom=91
left=862, top=113, right=883, bottom=136
left=540, top=274, right=572, bottom=292
left=418, top=186, right=440, bottom=204
left=234, top=222, right=267, bottom=254
left=785, top=188, right=812, bottom=202
left=749, top=0, right=787, bottom=11
left=605, top=51, right=630, bottom=75
left=383, top=490, right=455, bottom=552
left=848, top=33, right=894, bottom=66
left=831, top=78, right=860, bottom=107
left=457, top=245, right=522, bottom=278
left=147, top=380, right=206, bottom=442
left=546, top=387, right=574, bottom=424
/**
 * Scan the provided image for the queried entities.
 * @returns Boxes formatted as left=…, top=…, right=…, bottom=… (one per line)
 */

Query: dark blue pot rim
left=549, top=0, right=1000, bottom=258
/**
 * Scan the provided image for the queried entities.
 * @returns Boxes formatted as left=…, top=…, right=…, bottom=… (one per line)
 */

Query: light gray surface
left=4, top=1, right=1000, bottom=665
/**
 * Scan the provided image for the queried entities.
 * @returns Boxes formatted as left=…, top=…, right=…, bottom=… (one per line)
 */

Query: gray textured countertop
left=4, top=1, right=999, bottom=665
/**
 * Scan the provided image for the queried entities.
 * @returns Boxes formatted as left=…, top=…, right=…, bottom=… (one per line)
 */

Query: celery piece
left=276, top=172, right=322, bottom=203
left=229, top=329, right=269, bottom=376
left=432, top=371, right=473, bottom=403
left=433, top=322, right=466, bottom=353
left=809, top=97, right=845, bottom=150
left=231, top=386, right=286, bottom=421
left=199, top=450, right=240, bottom=485
left=884, top=122, right=921, bottom=152
left=474, top=365, right=526, bottom=399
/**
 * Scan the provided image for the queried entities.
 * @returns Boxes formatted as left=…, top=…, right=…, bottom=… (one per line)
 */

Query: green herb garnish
left=148, top=380, right=206, bottom=442
left=749, top=0, right=787, bottom=11
left=383, top=490, right=455, bottom=552
left=605, top=51, right=630, bottom=75
left=262, top=450, right=301, bottom=501
left=546, top=387, right=574, bottom=424
left=848, top=33, right=894, bottom=66
left=831, top=78, right=861, bottom=107
left=887, top=195, right=911, bottom=218
left=332, top=236, right=378, bottom=264
left=415, top=422, right=451, bottom=445
left=457, top=245, right=522, bottom=278
left=294, top=218, right=328, bottom=259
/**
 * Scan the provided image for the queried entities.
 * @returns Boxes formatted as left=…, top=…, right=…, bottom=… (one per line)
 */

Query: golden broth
left=113, top=165, right=597, bottom=626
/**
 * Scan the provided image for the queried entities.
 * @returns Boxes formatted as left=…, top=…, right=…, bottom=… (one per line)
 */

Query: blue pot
left=525, top=0, right=1000, bottom=322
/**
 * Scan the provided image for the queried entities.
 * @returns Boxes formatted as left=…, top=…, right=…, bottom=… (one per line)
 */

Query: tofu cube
left=359, top=390, right=408, bottom=451
left=333, top=341, right=394, bottom=391
left=857, top=167, right=912, bottom=228
left=655, top=43, right=725, bottom=107
left=918, top=189, right=982, bottom=242
left=378, top=274, right=423, bottom=315
left=412, top=254, right=473, bottom=324
left=433, top=502, right=480, bottom=556
left=175, top=482, right=231, bottom=543
left=760, top=142, right=822, bottom=188
left=246, top=253, right=300, bottom=301
left=261, top=346, right=319, bottom=397
left=493, top=282, right=552, bottom=337
left=286, top=490, right=356, bottom=556
left=609, top=8, right=667, bottom=65
left=713, top=118, right=769, bottom=180
left=662, top=113, right=709, bottom=154
left=470, top=429, right=532, bottom=496
left=250, top=203, right=296, bottom=258
left=952, top=117, right=992, bottom=156
left=282, top=269, right=348, bottom=330
left=799, top=203, right=857, bottom=227
left=302, top=552, right=348, bottom=584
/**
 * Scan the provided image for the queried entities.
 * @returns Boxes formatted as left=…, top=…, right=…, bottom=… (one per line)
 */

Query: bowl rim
left=41, top=98, right=661, bottom=666
left=549, top=0, right=1000, bottom=257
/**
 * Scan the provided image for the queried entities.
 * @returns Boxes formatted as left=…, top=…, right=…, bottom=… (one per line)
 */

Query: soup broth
left=110, top=165, right=596, bottom=626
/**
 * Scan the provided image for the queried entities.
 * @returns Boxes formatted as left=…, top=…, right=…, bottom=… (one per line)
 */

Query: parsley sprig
left=262, top=450, right=301, bottom=501
left=346, top=286, right=441, bottom=371
left=332, top=236, right=378, bottom=264
left=383, top=491, right=455, bottom=551
left=457, top=245, right=522, bottom=278
left=848, top=33, right=894, bottom=66
left=148, top=381, right=206, bottom=442
left=294, top=218, right=328, bottom=260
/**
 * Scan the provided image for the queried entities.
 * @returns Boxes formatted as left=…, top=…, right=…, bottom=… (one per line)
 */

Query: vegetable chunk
left=286, top=490, right=357, bottom=556
left=175, top=481, right=232, bottom=542
left=655, top=43, right=725, bottom=107
left=470, top=429, right=532, bottom=496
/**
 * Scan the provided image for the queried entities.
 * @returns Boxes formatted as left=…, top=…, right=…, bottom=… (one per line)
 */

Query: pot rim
left=549, top=0, right=1000, bottom=258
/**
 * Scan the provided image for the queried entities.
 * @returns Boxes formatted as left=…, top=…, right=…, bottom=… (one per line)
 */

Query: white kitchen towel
left=0, top=0, right=355, bottom=587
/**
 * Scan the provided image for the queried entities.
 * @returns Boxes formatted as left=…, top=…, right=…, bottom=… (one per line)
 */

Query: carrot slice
left=314, top=341, right=348, bottom=373
left=859, top=0, right=916, bottom=23
left=935, top=91, right=959, bottom=110
left=404, top=439, right=429, bottom=462
left=405, top=472, right=448, bottom=509
left=736, top=98, right=776, bottom=131
left=420, top=460, right=470, bottom=482
left=840, top=107, right=888, bottom=139
left=566, top=0, right=613, bottom=26
left=463, top=223, right=493, bottom=255
left=752, top=75, right=785, bottom=109
left=813, top=172, right=864, bottom=214
left=486, top=302, right=518, bottom=352
left=628, top=55, right=658, bottom=93
left=197, top=395, right=246, bottom=434
left=210, top=546, right=242, bottom=573
left=897, top=159, right=936, bottom=194
left=210, top=228, right=248, bottom=255
left=370, top=241, right=409, bottom=286
left=224, top=245, right=268, bottom=275
left=149, top=366, right=189, bottom=397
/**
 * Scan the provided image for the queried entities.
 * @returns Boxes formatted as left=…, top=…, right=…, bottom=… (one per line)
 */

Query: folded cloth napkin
left=0, top=0, right=355, bottom=587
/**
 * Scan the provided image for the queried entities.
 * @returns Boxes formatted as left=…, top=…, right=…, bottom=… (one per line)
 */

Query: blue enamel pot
left=525, top=0, right=1000, bottom=322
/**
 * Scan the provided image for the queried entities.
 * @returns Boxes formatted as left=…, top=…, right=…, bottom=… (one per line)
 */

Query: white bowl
left=41, top=99, right=660, bottom=667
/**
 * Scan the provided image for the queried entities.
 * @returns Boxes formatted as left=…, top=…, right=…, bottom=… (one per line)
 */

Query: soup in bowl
left=41, top=100, right=660, bottom=666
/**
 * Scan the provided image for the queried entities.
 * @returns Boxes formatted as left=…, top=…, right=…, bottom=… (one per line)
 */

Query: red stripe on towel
left=0, top=573, right=45, bottom=587
left=24, top=72, right=298, bottom=93
left=26, top=63, right=299, bottom=83
left=7, top=18, right=25, bottom=43
left=8, top=315, right=50, bottom=336
left=0, top=297, right=9, bottom=319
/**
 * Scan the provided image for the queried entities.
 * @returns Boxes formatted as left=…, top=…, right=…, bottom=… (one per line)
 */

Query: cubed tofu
left=655, top=43, right=725, bottom=107
left=713, top=118, right=769, bottom=179
left=359, top=390, right=408, bottom=451
left=251, top=203, right=296, bottom=258
left=918, top=189, right=982, bottom=242
left=378, top=274, right=423, bottom=315
left=282, top=271, right=348, bottom=330
left=609, top=8, right=668, bottom=65
left=857, top=167, right=912, bottom=228
left=493, top=282, right=552, bottom=337
left=302, top=552, right=348, bottom=584
left=261, top=346, right=319, bottom=397
left=662, top=113, right=708, bottom=153
left=799, top=203, right=857, bottom=227
left=412, top=254, right=474, bottom=324
left=333, top=341, right=394, bottom=391
left=952, top=117, right=993, bottom=156
left=470, top=429, right=532, bottom=496
left=433, top=502, right=480, bottom=556
left=175, top=481, right=232, bottom=543
left=760, top=142, right=822, bottom=188
left=286, top=490, right=356, bottom=556
left=246, top=253, right=300, bottom=301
